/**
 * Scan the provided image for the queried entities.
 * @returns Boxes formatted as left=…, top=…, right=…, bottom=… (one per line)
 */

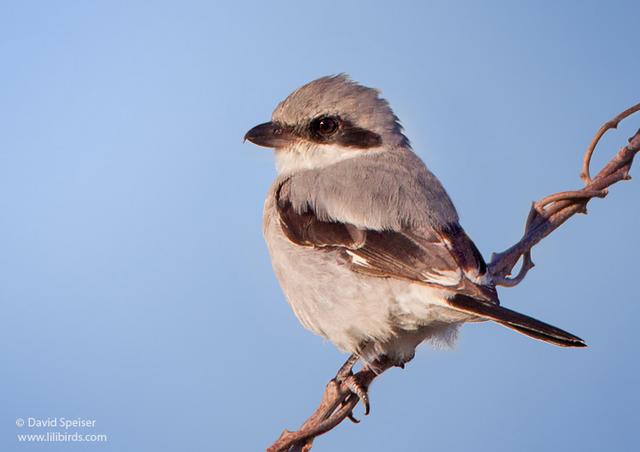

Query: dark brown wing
left=276, top=178, right=497, bottom=303
left=275, top=179, right=586, bottom=347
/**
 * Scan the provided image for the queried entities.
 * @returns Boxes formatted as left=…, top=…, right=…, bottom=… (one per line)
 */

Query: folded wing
left=276, top=178, right=585, bottom=347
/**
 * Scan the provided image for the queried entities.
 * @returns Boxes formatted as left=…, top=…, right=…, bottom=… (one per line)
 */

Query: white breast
left=262, top=187, right=474, bottom=364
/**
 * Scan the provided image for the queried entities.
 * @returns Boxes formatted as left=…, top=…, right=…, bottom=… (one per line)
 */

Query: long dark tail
left=447, top=295, right=586, bottom=347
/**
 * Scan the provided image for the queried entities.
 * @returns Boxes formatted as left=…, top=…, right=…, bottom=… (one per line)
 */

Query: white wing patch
left=422, top=268, right=461, bottom=287
left=346, top=250, right=370, bottom=267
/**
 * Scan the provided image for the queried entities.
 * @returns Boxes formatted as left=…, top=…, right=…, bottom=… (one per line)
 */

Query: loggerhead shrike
left=245, top=75, right=585, bottom=410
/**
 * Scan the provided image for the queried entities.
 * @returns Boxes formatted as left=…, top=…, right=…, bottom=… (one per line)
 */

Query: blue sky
left=1, top=1, right=639, bottom=451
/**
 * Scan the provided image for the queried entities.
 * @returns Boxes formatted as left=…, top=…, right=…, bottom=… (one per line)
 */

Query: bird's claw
left=346, top=410, right=360, bottom=424
left=334, top=353, right=371, bottom=417
left=341, top=373, right=370, bottom=416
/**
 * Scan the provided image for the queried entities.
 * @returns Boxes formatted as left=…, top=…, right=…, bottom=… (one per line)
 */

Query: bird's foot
left=342, top=373, right=370, bottom=418
left=335, top=353, right=359, bottom=381
left=333, top=354, right=371, bottom=422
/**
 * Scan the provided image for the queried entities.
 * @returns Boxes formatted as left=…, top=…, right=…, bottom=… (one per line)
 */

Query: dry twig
left=488, top=102, right=640, bottom=285
left=267, top=103, right=640, bottom=452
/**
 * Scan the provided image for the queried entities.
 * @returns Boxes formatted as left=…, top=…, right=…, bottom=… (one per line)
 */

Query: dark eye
left=313, top=116, right=339, bottom=137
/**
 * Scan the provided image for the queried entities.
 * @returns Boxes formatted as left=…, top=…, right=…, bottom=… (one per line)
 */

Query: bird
left=244, top=74, right=585, bottom=413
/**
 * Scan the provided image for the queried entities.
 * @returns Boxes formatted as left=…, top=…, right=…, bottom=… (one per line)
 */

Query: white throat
left=275, top=142, right=383, bottom=175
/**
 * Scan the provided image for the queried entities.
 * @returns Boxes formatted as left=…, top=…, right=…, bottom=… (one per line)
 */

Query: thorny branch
left=488, top=102, right=640, bottom=285
left=267, top=103, right=640, bottom=452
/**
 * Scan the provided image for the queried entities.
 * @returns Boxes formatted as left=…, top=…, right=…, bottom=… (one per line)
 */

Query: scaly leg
left=334, top=354, right=370, bottom=421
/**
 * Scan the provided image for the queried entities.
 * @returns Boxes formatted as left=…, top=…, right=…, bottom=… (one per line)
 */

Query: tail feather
left=447, top=295, right=586, bottom=348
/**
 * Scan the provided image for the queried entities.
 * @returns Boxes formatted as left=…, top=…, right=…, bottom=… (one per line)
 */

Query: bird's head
left=244, top=74, right=409, bottom=174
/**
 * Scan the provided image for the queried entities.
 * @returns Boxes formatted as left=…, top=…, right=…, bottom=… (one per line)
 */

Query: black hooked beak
left=243, top=121, right=294, bottom=148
